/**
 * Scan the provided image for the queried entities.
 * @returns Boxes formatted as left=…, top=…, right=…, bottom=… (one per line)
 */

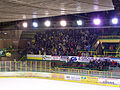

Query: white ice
left=0, top=78, right=119, bottom=90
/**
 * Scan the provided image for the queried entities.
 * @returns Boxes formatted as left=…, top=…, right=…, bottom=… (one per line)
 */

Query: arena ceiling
left=0, top=0, right=114, bottom=22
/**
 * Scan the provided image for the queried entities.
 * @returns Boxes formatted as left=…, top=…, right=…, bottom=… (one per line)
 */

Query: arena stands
left=27, top=29, right=99, bottom=56
left=27, top=28, right=120, bottom=56
left=25, top=28, right=120, bottom=71
left=51, top=59, right=120, bottom=71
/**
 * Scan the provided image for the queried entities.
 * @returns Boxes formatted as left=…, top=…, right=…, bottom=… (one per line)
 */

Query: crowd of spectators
left=26, top=28, right=120, bottom=57
left=85, top=59, right=120, bottom=70
left=101, top=43, right=118, bottom=51
left=27, top=29, right=98, bottom=56
left=52, top=59, right=120, bottom=71
left=25, top=28, right=120, bottom=72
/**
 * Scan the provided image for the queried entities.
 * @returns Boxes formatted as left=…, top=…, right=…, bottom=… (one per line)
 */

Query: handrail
left=99, top=36, right=120, bottom=39
left=77, top=50, right=120, bottom=57
left=0, top=61, right=119, bottom=79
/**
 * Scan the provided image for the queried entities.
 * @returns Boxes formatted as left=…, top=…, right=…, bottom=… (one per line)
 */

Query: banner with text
left=27, top=54, right=120, bottom=63
left=60, top=56, right=69, bottom=62
left=42, top=55, right=52, bottom=60
left=52, top=56, right=60, bottom=61
left=98, top=78, right=120, bottom=85
left=65, top=75, right=81, bottom=81
left=27, top=54, right=43, bottom=60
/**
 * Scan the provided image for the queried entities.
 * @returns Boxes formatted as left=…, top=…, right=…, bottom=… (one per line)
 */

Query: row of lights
left=22, top=20, right=68, bottom=28
left=93, top=18, right=119, bottom=25
left=22, top=18, right=119, bottom=28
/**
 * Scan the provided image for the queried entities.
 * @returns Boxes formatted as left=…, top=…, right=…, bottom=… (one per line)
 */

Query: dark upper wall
left=0, top=10, right=119, bottom=30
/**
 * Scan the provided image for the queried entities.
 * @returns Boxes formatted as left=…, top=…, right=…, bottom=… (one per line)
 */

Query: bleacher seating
left=26, top=29, right=120, bottom=56
left=25, top=29, right=120, bottom=71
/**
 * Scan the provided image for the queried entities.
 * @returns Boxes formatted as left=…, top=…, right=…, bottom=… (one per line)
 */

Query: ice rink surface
left=0, top=78, right=119, bottom=90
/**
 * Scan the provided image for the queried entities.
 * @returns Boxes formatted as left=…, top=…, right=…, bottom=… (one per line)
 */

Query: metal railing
left=78, top=50, right=120, bottom=57
left=0, top=61, right=119, bottom=79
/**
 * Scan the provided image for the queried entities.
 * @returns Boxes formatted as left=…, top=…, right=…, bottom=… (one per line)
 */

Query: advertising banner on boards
left=52, top=56, right=60, bottom=61
left=65, top=75, right=81, bottom=81
left=27, top=54, right=43, bottom=60
left=98, top=78, right=120, bottom=85
left=42, top=55, right=52, bottom=60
